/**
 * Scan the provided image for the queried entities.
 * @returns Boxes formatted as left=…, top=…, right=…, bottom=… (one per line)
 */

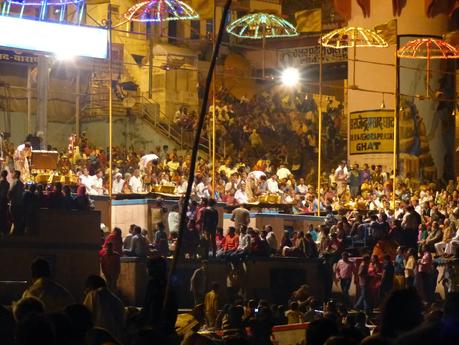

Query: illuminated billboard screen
left=0, top=16, right=108, bottom=59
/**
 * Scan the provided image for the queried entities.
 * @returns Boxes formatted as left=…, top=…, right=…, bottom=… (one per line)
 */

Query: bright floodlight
left=0, top=16, right=107, bottom=59
left=281, top=67, right=300, bottom=87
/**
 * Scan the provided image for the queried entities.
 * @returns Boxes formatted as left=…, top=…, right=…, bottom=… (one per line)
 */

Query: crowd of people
left=3, top=86, right=459, bottom=344
left=175, top=87, right=345, bottom=168
left=2, top=236, right=459, bottom=345
left=0, top=168, right=93, bottom=236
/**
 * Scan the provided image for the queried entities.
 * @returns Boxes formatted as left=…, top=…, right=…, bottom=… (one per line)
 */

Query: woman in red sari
left=99, top=227, right=123, bottom=256
left=368, top=254, right=383, bottom=307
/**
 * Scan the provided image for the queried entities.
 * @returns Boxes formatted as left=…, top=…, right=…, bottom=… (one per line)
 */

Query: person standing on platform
left=265, top=225, right=278, bottom=254
left=404, top=248, right=417, bottom=288
left=335, top=252, right=355, bottom=304
left=402, top=205, right=421, bottom=250
left=204, top=282, right=219, bottom=328
left=123, top=226, right=148, bottom=258
left=0, top=170, right=10, bottom=236
left=231, top=204, right=250, bottom=233
left=394, top=246, right=406, bottom=289
left=380, top=254, right=395, bottom=302
left=123, top=224, right=136, bottom=252
left=100, top=242, right=121, bottom=292
left=168, top=204, right=180, bottom=235
left=150, top=198, right=166, bottom=241
left=8, top=170, right=24, bottom=235
left=154, top=222, right=169, bottom=257
left=190, top=260, right=209, bottom=306
left=354, top=255, right=371, bottom=313
left=203, top=198, right=219, bottom=258
left=13, top=142, right=31, bottom=182
left=348, top=163, right=361, bottom=198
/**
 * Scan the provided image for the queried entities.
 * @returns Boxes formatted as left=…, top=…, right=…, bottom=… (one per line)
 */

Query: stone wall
left=118, top=257, right=326, bottom=308
left=0, top=209, right=101, bottom=304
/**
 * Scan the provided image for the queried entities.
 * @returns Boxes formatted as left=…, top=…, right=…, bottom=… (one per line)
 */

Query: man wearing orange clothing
left=220, top=227, right=239, bottom=257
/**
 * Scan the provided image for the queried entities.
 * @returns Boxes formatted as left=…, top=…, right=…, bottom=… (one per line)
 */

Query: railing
left=139, top=94, right=211, bottom=154
left=78, top=75, right=213, bottom=155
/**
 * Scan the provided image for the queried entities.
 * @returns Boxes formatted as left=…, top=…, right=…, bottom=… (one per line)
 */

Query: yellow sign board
left=349, top=110, right=394, bottom=155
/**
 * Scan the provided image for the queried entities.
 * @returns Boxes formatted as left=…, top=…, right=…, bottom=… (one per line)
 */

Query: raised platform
left=93, top=196, right=325, bottom=240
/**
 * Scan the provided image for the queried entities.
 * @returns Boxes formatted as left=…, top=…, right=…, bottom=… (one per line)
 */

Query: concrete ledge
left=118, top=257, right=325, bottom=308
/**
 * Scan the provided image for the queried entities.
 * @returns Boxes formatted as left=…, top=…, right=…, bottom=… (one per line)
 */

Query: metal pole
left=262, top=27, right=266, bottom=78
left=75, top=71, right=80, bottom=137
left=148, top=22, right=153, bottom=98
left=108, top=3, right=113, bottom=199
left=393, top=39, right=400, bottom=210
left=317, top=38, right=323, bottom=216
left=352, top=44, right=356, bottom=87
left=26, top=66, right=32, bottom=135
left=164, top=0, right=232, bottom=311
left=212, top=0, right=216, bottom=196
left=426, top=42, right=430, bottom=98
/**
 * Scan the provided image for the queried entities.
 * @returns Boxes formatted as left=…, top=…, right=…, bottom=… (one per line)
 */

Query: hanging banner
left=278, top=45, right=347, bottom=66
left=349, top=109, right=394, bottom=155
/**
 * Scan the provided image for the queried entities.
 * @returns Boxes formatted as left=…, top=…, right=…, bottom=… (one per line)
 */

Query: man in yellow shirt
left=204, top=282, right=219, bottom=328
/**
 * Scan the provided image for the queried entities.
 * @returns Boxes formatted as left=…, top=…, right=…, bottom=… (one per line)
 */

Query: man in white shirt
left=168, top=204, right=180, bottom=234
left=195, top=177, right=208, bottom=199
left=225, top=174, right=239, bottom=194
left=89, top=170, right=105, bottom=195
left=295, top=178, right=308, bottom=195
left=79, top=168, right=93, bottom=193
left=129, top=169, right=143, bottom=193
left=334, top=162, right=348, bottom=196
left=176, top=177, right=188, bottom=194
left=14, top=142, right=32, bottom=181
left=234, top=183, right=249, bottom=204
left=267, top=175, right=279, bottom=194
left=231, top=226, right=251, bottom=257
left=276, top=164, right=292, bottom=180
left=265, top=225, right=278, bottom=252
left=112, top=173, right=124, bottom=194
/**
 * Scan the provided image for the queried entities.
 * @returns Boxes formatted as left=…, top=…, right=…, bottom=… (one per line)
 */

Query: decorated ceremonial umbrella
left=226, top=12, right=298, bottom=77
left=319, top=26, right=388, bottom=87
left=397, top=37, right=459, bottom=97
left=124, top=0, right=199, bottom=22
left=123, top=0, right=200, bottom=98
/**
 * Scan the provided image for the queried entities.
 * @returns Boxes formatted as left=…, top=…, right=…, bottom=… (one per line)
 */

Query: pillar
left=36, top=55, right=49, bottom=148
left=75, top=71, right=80, bottom=137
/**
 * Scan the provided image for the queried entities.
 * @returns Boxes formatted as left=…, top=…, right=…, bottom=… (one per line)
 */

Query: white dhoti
left=13, top=145, right=31, bottom=181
